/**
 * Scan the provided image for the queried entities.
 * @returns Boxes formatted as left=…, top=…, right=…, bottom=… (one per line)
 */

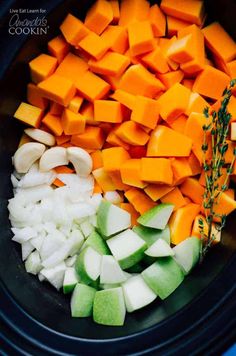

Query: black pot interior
left=0, top=0, right=236, bottom=340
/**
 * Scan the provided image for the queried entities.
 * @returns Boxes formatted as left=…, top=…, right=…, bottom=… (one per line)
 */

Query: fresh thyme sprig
left=199, top=79, right=236, bottom=261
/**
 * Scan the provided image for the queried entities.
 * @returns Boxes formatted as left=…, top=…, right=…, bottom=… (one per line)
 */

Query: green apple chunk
left=71, top=283, right=96, bottom=317
left=93, top=287, right=126, bottom=326
left=75, top=246, right=102, bottom=285
left=82, top=231, right=110, bottom=255
left=137, top=204, right=174, bottom=230
left=173, top=237, right=202, bottom=275
left=97, top=201, right=131, bottom=238
left=122, top=274, right=157, bottom=312
left=133, top=225, right=170, bottom=246
left=107, top=229, right=147, bottom=270
left=63, top=267, right=79, bottom=294
left=145, top=239, right=174, bottom=257
left=142, top=257, right=184, bottom=300
left=100, top=283, right=121, bottom=290
left=100, top=255, right=127, bottom=284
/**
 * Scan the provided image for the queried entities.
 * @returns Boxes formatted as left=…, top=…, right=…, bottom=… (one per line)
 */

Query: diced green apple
left=145, top=239, right=174, bottom=257
left=173, top=237, right=202, bottom=275
left=100, top=255, right=127, bottom=284
left=142, top=257, right=184, bottom=300
left=97, top=201, right=131, bottom=238
left=93, top=287, right=126, bottom=326
left=107, top=229, right=147, bottom=269
left=71, top=283, right=96, bottom=317
left=137, top=204, right=174, bottom=230
left=133, top=225, right=171, bottom=246
left=82, top=231, right=110, bottom=255
left=75, top=246, right=102, bottom=285
left=122, top=274, right=157, bottom=312
left=63, top=267, right=79, bottom=294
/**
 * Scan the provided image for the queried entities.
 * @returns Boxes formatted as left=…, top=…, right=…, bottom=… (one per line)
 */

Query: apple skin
left=142, top=257, right=185, bottom=300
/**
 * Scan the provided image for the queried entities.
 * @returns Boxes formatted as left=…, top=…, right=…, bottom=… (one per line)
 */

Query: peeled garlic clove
left=24, top=128, right=55, bottom=147
left=39, top=147, right=69, bottom=172
left=13, top=142, right=46, bottom=173
left=67, top=147, right=92, bottom=177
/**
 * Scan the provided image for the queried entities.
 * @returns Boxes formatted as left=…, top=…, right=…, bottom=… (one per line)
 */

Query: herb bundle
left=199, top=79, right=236, bottom=261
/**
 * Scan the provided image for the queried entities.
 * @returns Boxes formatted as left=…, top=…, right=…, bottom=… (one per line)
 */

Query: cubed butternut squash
left=140, top=158, right=173, bottom=184
left=171, top=158, right=192, bottom=185
left=193, top=65, right=230, bottom=100
left=141, top=46, right=169, bottom=74
left=14, top=102, right=44, bottom=128
left=144, top=184, right=174, bottom=201
left=157, top=83, right=191, bottom=121
left=128, top=20, right=155, bottom=57
left=94, top=100, right=124, bottom=123
left=120, top=159, right=146, bottom=188
left=147, top=125, right=192, bottom=157
left=110, top=89, right=135, bottom=110
left=60, top=13, right=89, bottom=46
left=42, top=112, right=63, bottom=136
left=125, top=187, right=156, bottom=214
left=84, top=0, right=113, bottom=35
left=119, top=64, right=165, bottom=98
left=131, top=96, right=159, bottom=129
left=75, top=71, right=110, bottom=102
left=38, top=74, right=76, bottom=106
left=148, top=4, right=166, bottom=37
left=168, top=114, right=187, bottom=134
left=93, top=167, right=116, bottom=192
left=157, top=70, right=184, bottom=89
left=27, top=83, right=48, bottom=110
left=88, top=51, right=130, bottom=77
left=120, top=203, right=139, bottom=226
left=180, top=178, right=204, bottom=205
left=119, top=0, right=150, bottom=27
left=29, top=54, right=57, bottom=84
left=102, top=146, right=130, bottom=173
left=116, top=121, right=150, bottom=145
left=48, top=35, right=70, bottom=64
left=161, top=187, right=186, bottom=211
left=55, top=52, right=88, bottom=82
left=101, top=25, right=128, bottom=54
left=71, top=126, right=105, bottom=149
left=61, top=109, right=86, bottom=135
left=79, top=32, right=110, bottom=60
left=169, top=203, right=201, bottom=245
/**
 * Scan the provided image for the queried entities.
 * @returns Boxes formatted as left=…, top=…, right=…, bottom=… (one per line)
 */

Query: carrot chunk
left=60, top=13, right=89, bottom=46
left=38, top=74, right=76, bottom=106
left=116, top=121, right=150, bottom=145
left=141, top=158, right=173, bottom=185
left=29, top=54, right=57, bottom=84
left=147, top=125, right=192, bottom=157
left=75, top=71, right=110, bottom=102
left=84, top=0, right=113, bottom=35
left=14, top=102, right=44, bottom=128
left=131, top=95, right=159, bottom=129
left=48, top=35, right=70, bottom=64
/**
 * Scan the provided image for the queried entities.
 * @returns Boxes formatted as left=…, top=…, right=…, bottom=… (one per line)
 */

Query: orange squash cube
left=140, top=158, right=173, bottom=185
left=71, top=126, right=105, bottom=149
left=29, top=54, right=57, bottom=84
left=55, top=52, right=88, bottom=83
left=84, top=0, right=113, bottom=35
left=38, top=74, right=76, bottom=106
left=102, top=146, right=130, bottom=173
left=145, top=184, right=174, bottom=202
left=125, top=188, right=156, bottom=215
left=27, top=83, right=48, bottom=110
left=148, top=4, right=166, bottom=37
left=79, top=32, right=110, bottom=60
left=14, top=102, right=44, bottom=128
left=131, top=96, right=159, bottom=129
left=120, top=159, right=146, bottom=188
left=89, top=51, right=130, bottom=77
left=94, top=100, right=124, bottom=123
left=161, top=187, right=186, bottom=211
left=141, top=46, right=169, bottom=74
left=128, top=20, right=155, bottom=57
left=75, top=71, right=110, bottom=102
left=101, top=25, right=128, bottom=54
left=60, top=14, right=89, bottom=46
left=42, top=112, right=63, bottom=136
left=61, top=109, right=86, bottom=135
left=48, top=35, right=70, bottom=64
left=116, top=121, right=150, bottom=145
